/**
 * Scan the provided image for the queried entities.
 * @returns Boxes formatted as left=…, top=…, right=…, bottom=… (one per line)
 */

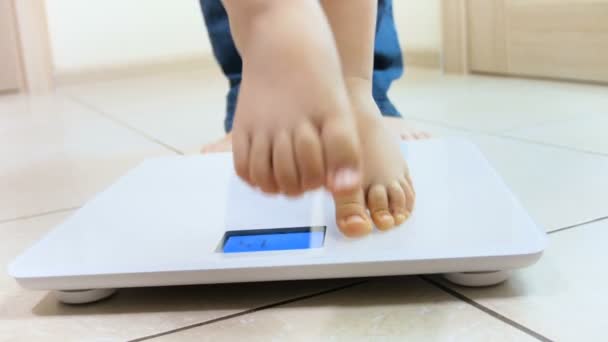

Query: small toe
left=294, top=121, right=325, bottom=191
left=413, top=131, right=431, bottom=140
left=367, top=184, right=395, bottom=230
left=399, top=178, right=416, bottom=215
left=387, top=181, right=407, bottom=225
left=249, top=134, right=278, bottom=193
left=273, top=130, right=301, bottom=196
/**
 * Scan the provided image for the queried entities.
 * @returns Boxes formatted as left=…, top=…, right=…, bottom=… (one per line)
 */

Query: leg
left=200, top=0, right=426, bottom=153
left=199, top=0, right=237, bottom=154
left=373, top=0, right=430, bottom=140
left=203, top=0, right=398, bottom=121
left=372, top=0, right=403, bottom=118
left=221, top=0, right=362, bottom=198
left=321, top=0, right=418, bottom=234
left=199, top=0, right=240, bottom=133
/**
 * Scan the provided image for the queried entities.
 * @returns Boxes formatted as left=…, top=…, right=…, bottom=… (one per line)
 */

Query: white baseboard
left=54, top=49, right=441, bottom=86
left=54, top=55, right=218, bottom=85
left=404, top=49, right=441, bottom=68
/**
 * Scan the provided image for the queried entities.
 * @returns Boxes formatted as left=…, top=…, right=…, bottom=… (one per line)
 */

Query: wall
left=45, top=0, right=211, bottom=75
left=45, top=0, right=441, bottom=76
left=0, top=0, right=21, bottom=92
left=393, top=0, right=441, bottom=52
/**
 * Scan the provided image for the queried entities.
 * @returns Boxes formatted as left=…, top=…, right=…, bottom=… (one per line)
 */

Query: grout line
left=407, top=117, right=481, bottom=133
left=497, top=114, right=590, bottom=136
left=548, top=215, right=608, bottom=235
left=409, top=116, right=608, bottom=159
left=128, top=280, right=369, bottom=342
left=421, top=276, right=553, bottom=341
left=0, top=206, right=80, bottom=225
left=495, top=134, right=608, bottom=158
left=407, top=116, right=558, bottom=139
left=421, top=276, right=554, bottom=342
left=66, top=96, right=185, bottom=155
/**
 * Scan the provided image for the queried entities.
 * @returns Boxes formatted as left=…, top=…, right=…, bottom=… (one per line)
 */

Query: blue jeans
left=200, top=0, right=404, bottom=133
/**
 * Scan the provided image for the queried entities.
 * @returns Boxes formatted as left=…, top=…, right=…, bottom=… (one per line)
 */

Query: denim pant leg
left=373, top=0, right=404, bottom=117
left=200, top=0, right=404, bottom=132
left=200, top=0, right=241, bottom=133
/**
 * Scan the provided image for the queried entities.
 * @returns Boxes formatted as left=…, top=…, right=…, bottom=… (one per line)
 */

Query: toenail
left=395, top=214, right=406, bottom=223
left=340, top=215, right=371, bottom=237
left=346, top=215, right=366, bottom=225
left=333, top=168, right=360, bottom=191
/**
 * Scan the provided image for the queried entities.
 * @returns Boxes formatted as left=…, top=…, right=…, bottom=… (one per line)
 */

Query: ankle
left=343, top=78, right=380, bottom=124
left=344, top=76, right=372, bottom=97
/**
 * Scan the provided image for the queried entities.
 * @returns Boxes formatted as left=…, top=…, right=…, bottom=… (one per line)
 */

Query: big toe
left=334, top=188, right=372, bottom=238
left=322, top=117, right=362, bottom=194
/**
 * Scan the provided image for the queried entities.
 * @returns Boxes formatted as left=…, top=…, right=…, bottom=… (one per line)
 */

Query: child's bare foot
left=200, top=118, right=428, bottom=154
left=201, top=133, right=232, bottom=154
left=200, top=114, right=427, bottom=238
left=232, top=72, right=362, bottom=197
left=222, top=0, right=362, bottom=198
left=383, top=117, right=432, bottom=140
left=332, top=82, right=427, bottom=237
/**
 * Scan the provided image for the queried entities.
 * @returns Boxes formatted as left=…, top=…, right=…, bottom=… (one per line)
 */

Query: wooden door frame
left=9, top=0, right=54, bottom=94
left=440, top=0, right=469, bottom=74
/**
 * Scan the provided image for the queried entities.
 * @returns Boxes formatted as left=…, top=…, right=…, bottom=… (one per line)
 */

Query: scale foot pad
left=54, top=288, right=117, bottom=304
left=49, top=270, right=509, bottom=303
left=443, top=270, right=510, bottom=287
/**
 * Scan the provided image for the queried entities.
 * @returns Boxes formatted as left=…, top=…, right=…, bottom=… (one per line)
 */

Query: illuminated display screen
left=222, top=226, right=326, bottom=253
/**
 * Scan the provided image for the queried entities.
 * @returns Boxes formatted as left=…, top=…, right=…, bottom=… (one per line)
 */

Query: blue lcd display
left=222, top=227, right=325, bottom=253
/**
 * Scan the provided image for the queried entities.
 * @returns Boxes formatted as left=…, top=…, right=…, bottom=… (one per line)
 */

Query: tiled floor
left=2, top=67, right=607, bottom=341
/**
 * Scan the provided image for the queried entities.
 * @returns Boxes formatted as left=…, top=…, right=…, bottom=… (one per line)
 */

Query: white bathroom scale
left=9, top=138, right=546, bottom=304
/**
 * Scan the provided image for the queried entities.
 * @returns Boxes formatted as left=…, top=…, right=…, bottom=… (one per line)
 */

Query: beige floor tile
left=59, top=67, right=608, bottom=154
left=505, top=114, right=608, bottom=156
left=441, top=219, right=608, bottom=341
left=0, top=95, right=172, bottom=221
left=392, top=69, right=608, bottom=133
left=0, top=93, right=37, bottom=115
left=150, top=276, right=536, bottom=342
left=60, top=69, right=473, bottom=156
left=60, top=69, right=227, bottom=154
left=407, top=119, right=472, bottom=138
left=0, top=212, right=358, bottom=342
left=470, top=135, right=608, bottom=231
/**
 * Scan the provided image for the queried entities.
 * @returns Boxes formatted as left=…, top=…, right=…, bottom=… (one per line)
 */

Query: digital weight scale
left=8, top=138, right=546, bottom=304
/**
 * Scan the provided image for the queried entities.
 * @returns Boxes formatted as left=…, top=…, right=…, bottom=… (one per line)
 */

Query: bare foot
left=220, top=0, right=363, bottom=198
left=233, top=75, right=362, bottom=197
left=201, top=114, right=429, bottom=238
left=331, top=83, right=430, bottom=237
left=201, top=133, right=232, bottom=154
left=201, top=116, right=428, bottom=236
left=200, top=118, right=429, bottom=154
left=383, top=117, right=432, bottom=140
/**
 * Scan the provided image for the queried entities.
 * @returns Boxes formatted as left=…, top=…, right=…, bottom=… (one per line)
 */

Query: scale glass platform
left=8, top=138, right=546, bottom=304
